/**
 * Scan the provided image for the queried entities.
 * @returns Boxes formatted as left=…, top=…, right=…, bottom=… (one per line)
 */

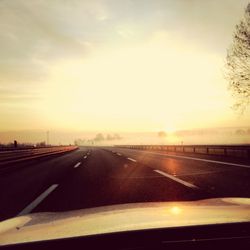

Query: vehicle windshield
left=0, top=0, right=250, bottom=228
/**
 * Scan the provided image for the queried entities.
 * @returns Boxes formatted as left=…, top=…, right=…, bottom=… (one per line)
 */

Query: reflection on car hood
left=0, top=198, right=250, bottom=246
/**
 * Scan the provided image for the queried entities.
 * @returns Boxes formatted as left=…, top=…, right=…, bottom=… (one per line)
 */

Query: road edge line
left=18, top=184, right=59, bottom=216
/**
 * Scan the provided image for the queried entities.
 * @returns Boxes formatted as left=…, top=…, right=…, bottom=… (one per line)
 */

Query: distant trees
left=92, top=133, right=122, bottom=143
left=106, top=133, right=122, bottom=140
left=74, top=139, right=86, bottom=146
left=94, top=133, right=105, bottom=142
left=74, top=133, right=122, bottom=146
left=158, top=131, right=167, bottom=138
left=226, top=3, right=250, bottom=112
left=36, top=141, right=46, bottom=147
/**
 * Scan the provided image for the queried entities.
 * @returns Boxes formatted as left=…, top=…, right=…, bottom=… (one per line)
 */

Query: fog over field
left=0, top=127, right=249, bottom=146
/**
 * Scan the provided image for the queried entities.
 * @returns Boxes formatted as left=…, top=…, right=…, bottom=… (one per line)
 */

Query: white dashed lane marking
left=127, top=157, right=137, bottom=162
left=74, top=162, right=81, bottom=168
left=154, top=169, right=199, bottom=189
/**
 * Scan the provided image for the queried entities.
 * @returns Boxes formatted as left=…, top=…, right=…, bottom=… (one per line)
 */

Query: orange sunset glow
left=0, top=0, right=249, bottom=145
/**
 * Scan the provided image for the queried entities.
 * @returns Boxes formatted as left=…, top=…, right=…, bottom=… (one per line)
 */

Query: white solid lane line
left=18, top=184, right=59, bottom=216
left=74, top=162, right=81, bottom=168
left=154, top=170, right=199, bottom=189
left=127, top=157, right=137, bottom=162
left=141, top=151, right=250, bottom=169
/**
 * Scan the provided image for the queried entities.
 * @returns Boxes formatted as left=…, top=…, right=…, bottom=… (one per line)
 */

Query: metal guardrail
left=0, top=146, right=78, bottom=174
left=115, top=145, right=250, bottom=159
left=0, top=146, right=78, bottom=164
left=0, top=145, right=71, bottom=151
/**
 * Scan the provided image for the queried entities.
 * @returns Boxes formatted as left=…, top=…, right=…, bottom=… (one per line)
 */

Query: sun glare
left=169, top=206, right=182, bottom=215
left=39, top=33, right=225, bottom=132
left=164, top=125, right=176, bottom=134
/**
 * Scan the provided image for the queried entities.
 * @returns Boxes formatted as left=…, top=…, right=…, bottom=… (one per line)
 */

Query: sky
left=0, top=0, right=250, bottom=144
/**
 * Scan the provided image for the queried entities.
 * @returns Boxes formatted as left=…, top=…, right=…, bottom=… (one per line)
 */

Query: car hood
left=0, top=197, right=250, bottom=246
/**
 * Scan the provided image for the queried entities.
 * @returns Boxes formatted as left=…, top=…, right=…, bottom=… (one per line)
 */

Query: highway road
left=0, top=147, right=250, bottom=221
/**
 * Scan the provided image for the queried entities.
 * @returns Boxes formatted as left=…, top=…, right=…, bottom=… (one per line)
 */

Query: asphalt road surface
left=0, top=147, right=250, bottom=221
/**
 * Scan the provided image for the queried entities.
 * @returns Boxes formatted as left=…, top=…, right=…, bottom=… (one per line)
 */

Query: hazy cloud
left=1, top=0, right=248, bottom=90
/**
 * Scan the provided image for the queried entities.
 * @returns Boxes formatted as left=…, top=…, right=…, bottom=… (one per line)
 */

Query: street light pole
left=46, top=131, right=49, bottom=146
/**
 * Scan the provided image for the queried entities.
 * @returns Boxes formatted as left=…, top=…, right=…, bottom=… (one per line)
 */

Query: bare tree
left=226, top=3, right=250, bottom=112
